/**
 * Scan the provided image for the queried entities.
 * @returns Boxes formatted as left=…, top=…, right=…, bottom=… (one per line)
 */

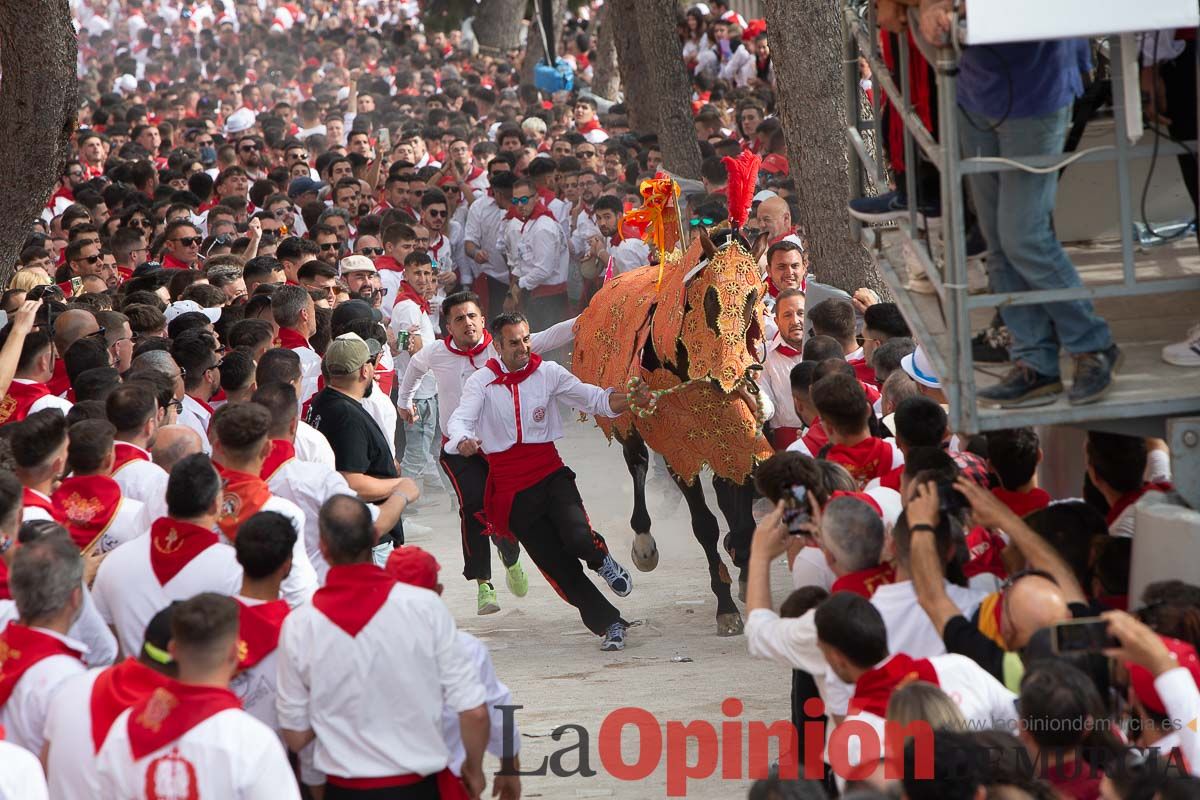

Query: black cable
left=1140, top=35, right=1198, bottom=242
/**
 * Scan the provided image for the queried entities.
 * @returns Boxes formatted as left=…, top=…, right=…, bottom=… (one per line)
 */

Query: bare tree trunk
left=589, top=0, right=620, bottom=101
left=472, top=0, right=527, bottom=54
left=611, top=0, right=654, bottom=130
left=635, top=0, right=702, bottom=180
left=521, top=0, right=565, bottom=85
left=0, top=0, right=77, bottom=286
left=762, top=0, right=882, bottom=294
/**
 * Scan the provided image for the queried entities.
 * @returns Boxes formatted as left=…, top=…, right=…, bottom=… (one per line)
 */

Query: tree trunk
left=762, top=0, right=882, bottom=294
left=611, top=0, right=654, bottom=130
left=521, top=0, right=565, bottom=85
left=0, top=0, right=77, bottom=287
left=589, top=0, right=620, bottom=101
left=635, top=0, right=702, bottom=180
left=472, top=0, right=526, bottom=54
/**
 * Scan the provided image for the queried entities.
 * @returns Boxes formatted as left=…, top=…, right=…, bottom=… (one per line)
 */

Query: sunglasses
left=511, top=196, right=533, bottom=205
left=319, top=242, right=340, bottom=251
left=358, top=247, right=384, bottom=256
left=195, top=139, right=214, bottom=146
left=86, top=326, right=108, bottom=340
left=167, top=399, right=184, bottom=414
left=240, top=145, right=259, bottom=152
left=126, top=219, right=147, bottom=228
left=427, top=208, right=447, bottom=218
left=174, top=236, right=203, bottom=246
left=689, top=217, right=716, bottom=227
left=77, top=254, right=102, bottom=264
left=577, top=150, right=596, bottom=157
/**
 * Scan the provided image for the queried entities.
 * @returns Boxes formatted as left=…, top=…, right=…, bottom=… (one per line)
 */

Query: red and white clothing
left=503, top=207, right=569, bottom=296
left=229, top=595, right=290, bottom=730
left=179, top=394, right=215, bottom=455
left=277, top=327, right=322, bottom=404
left=96, top=680, right=298, bottom=799
left=91, top=518, right=243, bottom=657
left=823, top=437, right=905, bottom=488
left=21, top=486, right=61, bottom=524
left=1155, top=666, right=1200, bottom=776
left=374, top=254, right=407, bottom=316
left=845, top=345, right=880, bottom=387
left=441, top=631, right=519, bottom=776
left=111, top=441, right=170, bottom=523
left=391, top=287, right=439, bottom=403
left=575, top=119, right=608, bottom=144
left=276, top=563, right=486, bottom=784
left=463, top=194, right=511, bottom=284
left=428, top=231, right=456, bottom=279
left=759, top=333, right=804, bottom=449
left=0, top=623, right=87, bottom=754
left=0, top=378, right=73, bottom=425
left=52, top=475, right=150, bottom=554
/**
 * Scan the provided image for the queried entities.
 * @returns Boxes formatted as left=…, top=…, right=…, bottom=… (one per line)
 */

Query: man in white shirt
left=96, top=593, right=299, bottom=799
left=170, top=328, right=222, bottom=454
left=503, top=177, right=570, bottom=334
left=276, top=495, right=491, bottom=797
left=0, top=534, right=88, bottom=755
left=390, top=253, right=444, bottom=484
left=10, top=409, right=71, bottom=524
left=91, top=453, right=243, bottom=657
left=255, top=348, right=337, bottom=469
left=51, top=419, right=150, bottom=553
left=271, top=284, right=322, bottom=403
left=759, top=288, right=806, bottom=450
left=445, top=312, right=643, bottom=651
left=106, top=382, right=171, bottom=522
left=590, top=195, right=651, bottom=277
left=421, top=188, right=457, bottom=286
left=464, top=167, right=516, bottom=315
left=0, top=325, right=73, bottom=425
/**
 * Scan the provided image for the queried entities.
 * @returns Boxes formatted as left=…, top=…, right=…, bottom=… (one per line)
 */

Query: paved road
left=408, top=416, right=793, bottom=799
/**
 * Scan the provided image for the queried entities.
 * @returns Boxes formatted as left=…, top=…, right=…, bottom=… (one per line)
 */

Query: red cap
left=743, top=19, right=768, bottom=40
left=385, top=545, right=441, bottom=591
left=760, top=153, right=790, bottom=176
left=1128, top=636, right=1200, bottom=715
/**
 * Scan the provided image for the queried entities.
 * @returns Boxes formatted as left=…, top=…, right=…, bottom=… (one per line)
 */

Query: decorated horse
left=572, top=153, right=773, bottom=636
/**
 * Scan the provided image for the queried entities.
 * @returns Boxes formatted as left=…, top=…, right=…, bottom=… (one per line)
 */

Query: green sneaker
left=505, top=561, right=529, bottom=598
left=477, top=582, right=500, bottom=615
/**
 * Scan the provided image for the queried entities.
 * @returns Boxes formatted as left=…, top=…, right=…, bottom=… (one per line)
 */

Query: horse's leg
left=621, top=431, right=658, bottom=572
left=672, top=472, right=742, bottom=636
left=713, top=476, right=758, bottom=603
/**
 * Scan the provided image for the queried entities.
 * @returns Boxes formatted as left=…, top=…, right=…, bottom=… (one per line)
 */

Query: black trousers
left=325, top=776, right=438, bottom=799
left=506, top=468, right=620, bottom=635
left=439, top=450, right=521, bottom=582
left=525, top=292, right=568, bottom=333
left=485, top=275, right=509, bottom=322
left=1162, top=40, right=1199, bottom=223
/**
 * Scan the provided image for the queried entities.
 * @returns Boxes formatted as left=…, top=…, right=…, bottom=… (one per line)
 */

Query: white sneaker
left=1162, top=325, right=1200, bottom=367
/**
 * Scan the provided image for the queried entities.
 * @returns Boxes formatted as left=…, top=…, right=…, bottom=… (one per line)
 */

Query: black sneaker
left=1068, top=344, right=1121, bottom=406
left=972, top=324, right=1011, bottom=364
left=978, top=364, right=1063, bottom=408
left=601, top=622, right=626, bottom=651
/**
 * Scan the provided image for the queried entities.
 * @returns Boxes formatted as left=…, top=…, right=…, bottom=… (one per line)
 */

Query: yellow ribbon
left=620, top=177, right=681, bottom=291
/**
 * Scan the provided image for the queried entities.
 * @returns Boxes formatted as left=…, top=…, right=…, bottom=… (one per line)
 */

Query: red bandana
left=395, top=280, right=431, bottom=315
left=313, top=563, right=396, bottom=637
left=187, top=394, right=215, bottom=415
left=260, top=440, right=296, bottom=481
left=23, top=487, right=66, bottom=524
left=445, top=331, right=493, bottom=369
left=126, top=680, right=243, bottom=760
left=825, top=437, right=896, bottom=486
left=831, top=563, right=896, bottom=599
left=483, top=353, right=543, bottom=387
left=51, top=475, right=124, bottom=551
left=212, top=464, right=272, bottom=542
left=277, top=327, right=311, bottom=351
left=236, top=599, right=290, bottom=670
left=0, top=623, right=85, bottom=705
left=773, top=335, right=801, bottom=359
left=506, top=201, right=556, bottom=225
left=374, top=254, right=404, bottom=273
left=149, top=517, right=219, bottom=586
left=576, top=118, right=602, bottom=135
left=765, top=275, right=780, bottom=298
left=112, top=442, right=151, bottom=473
left=0, top=381, right=51, bottom=426
left=848, top=654, right=940, bottom=717
left=90, top=658, right=173, bottom=752
left=1106, top=482, right=1174, bottom=526
left=991, top=487, right=1051, bottom=519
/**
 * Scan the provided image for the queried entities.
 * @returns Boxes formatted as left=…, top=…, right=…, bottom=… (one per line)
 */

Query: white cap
left=115, top=74, right=137, bottom=95
left=223, top=107, right=256, bottom=136
left=863, top=486, right=903, bottom=530
left=336, top=86, right=351, bottom=103
left=338, top=254, right=377, bottom=276
left=164, top=300, right=221, bottom=325
left=753, top=190, right=777, bottom=203
left=901, top=345, right=940, bottom=389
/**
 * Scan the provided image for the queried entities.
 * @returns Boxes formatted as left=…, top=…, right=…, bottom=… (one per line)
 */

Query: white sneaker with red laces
left=1162, top=325, right=1200, bottom=367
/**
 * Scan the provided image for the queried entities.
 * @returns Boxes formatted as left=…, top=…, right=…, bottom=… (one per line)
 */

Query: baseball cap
left=330, top=298, right=382, bottom=329
left=323, top=332, right=382, bottom=375
left=338, top=254, right=377, bottom=276
left=224, top=107, right=256, bottom=136
left=385, top=545, right=441, bottom=591
left=131, top=260, right=163, bottom=279
left=164, top=299, right=221, bottom=325
left=901, top=345, right=941, bottom=389
left=141, top=603, right=179, bottom=666
left=287, top=176, right=326, bottom=199
left=753, top=190, right=778, bottom=204
left=1128, top=636, right=1200, bottom=716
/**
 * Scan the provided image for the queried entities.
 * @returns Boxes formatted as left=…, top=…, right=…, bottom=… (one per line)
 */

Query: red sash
left=848, top=653, right=939, bottom=717
left=481, top=443, right=564, bottom=543
left=825, top=437, right=896, bottom=486
left=313, top=563, right=396, bottom=637
left=445, top=331, right=493, bottom=369
left=149, top=517, right=220, bottom=585
left=831, top=563, right=896, bottom=599
left=394, top=280, right=431, bottom=314
left=0, top=381, right=51, bottom=426
left=1106, top=482, right=1173, bottom=526
left=51, top=475, right=124, bottom=551
left=0, top=623, right=85, bottom=705
left=112, top=442, right=151, bottom=473
left=126, top=680, right=243, bottom=759
left=991, top=487, right=1051, bottom=519
left=327, top=770, right=468, bottom=799
left=23, top=487, right=66, bottom=524
left=260, top=440, right=296, bottom=481
left=277, top=327, right=311, bottom=351
left=236, top=599, right=290, bottom=670
left=212, top=464, right=272, bottom=542
left=90, top=658, right=173, bottom=752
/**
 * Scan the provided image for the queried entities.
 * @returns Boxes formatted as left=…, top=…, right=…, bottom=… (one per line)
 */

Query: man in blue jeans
left=921, top=5, right=1120, bottom=407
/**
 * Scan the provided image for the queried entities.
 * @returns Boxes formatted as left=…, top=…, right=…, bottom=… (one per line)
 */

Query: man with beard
left=106, top=381, right=170, bottom=521
left=590, top=195, right=650, bottom=277
left=339, top=254, right=384, bottom=312
left=503, top=178, right=569, bottom=331
left=236, top=135, right=267, bottom=181
left=420, top=188, right=457, bottom=289
left=311, top=224, right=342, bottom=267
left=759, top=288, right=806, bottom=450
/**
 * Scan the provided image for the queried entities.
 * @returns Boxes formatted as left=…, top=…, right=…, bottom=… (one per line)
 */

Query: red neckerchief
left=536, top=187, right=557, bottom=207
left=23, top=487, right=65, bottom=524
left=963, top=526, right=1009, bottom=581
left=801, top=418, right=827, bottom=454
left=116, top=264, right=132, bottom=284
left=277, top=327, right=311, bottom=351
left=991, top=487, right=1051, bottom=519
left=212, top=463, right=272, bottom=542
left=0, top=380, right=51, bottom=425
left=90, top=659, right=172, bottom=753
left=1106, top=482, right=1174, bottom=526
left=48, top=358, right=70, bottom=396
left=770, top=227, right=798, bottom=245
left=429, top=234, right=448, bottom=261
left=0, top=623, right=85, bottom=705
left=506, top=201, right=556, bottom=225
left=51, top=475, right=124, bottom=551
left=825, top=437, right=895, bottom=486
left=313, top=562, right=396, bottom=637
left=445, top=331, right=493, bottom=369
left=848, top=654, right=939, bottom=717
left=187, top=393, right=215, bottom=415
left=374, top=254, right=403, bottom=272
left=161, top=253, right=192, bottom=270
left=879, top=465, right=903, bottom=491
left=772, top=334, right=801, bottom=359
left=126, top=680, right=243, bottom=760
left=484, top=353, right=543, bottom=387
left=47, top=184, right=74, bottom=210
left=395, top=280, right=431, bottom=314
left=236, top=598, right=290, bottom=670
left=831, top=563, right=896, bottom=599
left=148, top=517, right=219, bottom=585
left=576, top=118, right=602, bottom=135
left=260, top=440, right=296, bottom=481
left=765, top=275, right=780, bottom=298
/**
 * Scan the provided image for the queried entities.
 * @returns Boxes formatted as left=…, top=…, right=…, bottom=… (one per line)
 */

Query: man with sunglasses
left=44, top=161, right=85, bottom=223
left=420, top=189, right=457, bottom=290
left=236, top=135, right=266, bottom=180
left=503, top=177, right=569, bottom=331
left=161, top=220, right=204, bottom=270
left=57, top=238, right=113, bottom=296
left=311, top=225, right=342, bottom=268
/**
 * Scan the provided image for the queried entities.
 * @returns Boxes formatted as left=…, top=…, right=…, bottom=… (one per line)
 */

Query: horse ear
left=699, top=227, right=716, bottom=260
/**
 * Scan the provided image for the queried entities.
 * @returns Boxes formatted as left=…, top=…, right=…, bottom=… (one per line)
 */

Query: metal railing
left=843, top=2, right=1200, bottom=433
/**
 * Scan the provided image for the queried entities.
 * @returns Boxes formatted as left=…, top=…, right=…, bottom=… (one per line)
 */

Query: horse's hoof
left=737, top=577, right=747, bottom=603
left=716, top=612, right=744, bottom=637
left=631, top=532, right=659, bottom=572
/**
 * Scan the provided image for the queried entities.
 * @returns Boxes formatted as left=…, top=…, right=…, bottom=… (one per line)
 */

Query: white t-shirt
left=43, top=667, right=103, bottom=800
left=0, top=626, right=88, bottom=755
left=0, top=738, right=48, bottom=800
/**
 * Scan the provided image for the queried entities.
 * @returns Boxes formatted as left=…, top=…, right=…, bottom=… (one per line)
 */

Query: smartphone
left=69, top=276, right=83, bottom=297
left=782, top=484, right=811, bottom=535
left=1051, top=618, right=1118, bottom=654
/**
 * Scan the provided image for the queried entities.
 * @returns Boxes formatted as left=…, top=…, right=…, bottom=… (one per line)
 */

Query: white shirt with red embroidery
left=503, top=213, right=569, bottom=292
left=229, top=596, right=283, bottom=731
left=91, top=534, right=242, bottom=658
left=444, top=358, right=618, bottom=456
left=179, top=395, right=214, bottom=454
left=96, top=706, right=299, bottom=800
left=0, top=627, right=88, bottom=755
left=9, top=378, right=73, bottom=417
left=21, top=488, right=55, bottom=523
left=759, top=333, right=804, bottom=429
left=276, top=581, right=486, bottom=780
left=112, top=443, right=170, bottom=523
left=216, top=495, right=317, bottom=608
left=43, top=667, right=103, bottom=799
left=0, top=738, right=47, bottom=800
